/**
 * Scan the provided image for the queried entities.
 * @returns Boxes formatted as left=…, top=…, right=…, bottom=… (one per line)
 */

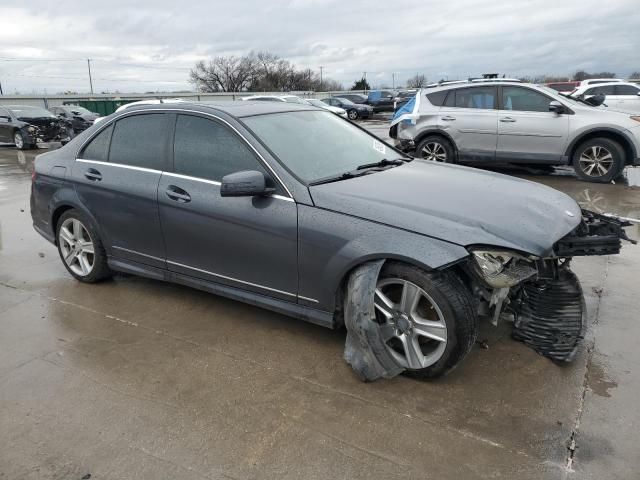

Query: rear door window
left=79, top=124, right=113, bottom=161
left=108, top=114, right=169, bottom=170
left=173, top=114, right=268, bottom=183
left=453, top=87, right=497, bottom=109
left=614, top=85, right=640, bottom=95
left=584, top=85, right=616, bottom=96
left=501, top=86, right=551, bottom=112
left=426, top=90, right=448, bottom=107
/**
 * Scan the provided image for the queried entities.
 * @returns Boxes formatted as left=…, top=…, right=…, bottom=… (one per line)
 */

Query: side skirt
left=107, top=257, right=336, bottom=329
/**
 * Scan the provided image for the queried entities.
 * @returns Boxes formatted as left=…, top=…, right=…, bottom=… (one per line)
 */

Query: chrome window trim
left=76, top=158, right=161, bottom=174
left=75, top=107, right=295, bottom=200
left=298, top=295, right=319, bottom=304
left=112, top=245, right=165, bottom=263
left=167, top=260, right=302, bottom=299
left=163, top=171, right=221, bottom=186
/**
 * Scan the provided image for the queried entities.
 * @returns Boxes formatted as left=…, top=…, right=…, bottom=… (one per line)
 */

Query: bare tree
left=406, top=74, right=427, bottom=88
left=629, top=71, right=640, bottom=79
left=190, top=56, right=255, bottom=92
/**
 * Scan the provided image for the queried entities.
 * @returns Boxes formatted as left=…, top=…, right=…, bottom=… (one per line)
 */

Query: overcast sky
left=1, top=0, right=638, bottom=94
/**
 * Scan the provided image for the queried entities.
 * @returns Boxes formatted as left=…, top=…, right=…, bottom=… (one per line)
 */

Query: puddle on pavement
left=588, top=361, right=618, bottom=398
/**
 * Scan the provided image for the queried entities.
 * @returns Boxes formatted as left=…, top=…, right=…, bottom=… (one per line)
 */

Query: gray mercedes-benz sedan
left=30, top=101, right=633, bottom=381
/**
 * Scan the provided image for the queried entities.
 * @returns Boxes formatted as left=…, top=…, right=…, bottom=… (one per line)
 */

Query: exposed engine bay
left=471, top=210, right=635, bottom=362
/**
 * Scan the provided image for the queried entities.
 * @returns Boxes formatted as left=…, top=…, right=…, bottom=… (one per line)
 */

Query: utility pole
left=87, top=58, right=94, bottom=94
left=0, top=79, right=3, bottom=96
left=319, top=66, right=323, bottom=91
left=392, top=73, right=395, bottom=89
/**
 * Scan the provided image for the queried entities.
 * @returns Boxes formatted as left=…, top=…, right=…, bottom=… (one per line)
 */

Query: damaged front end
left=21, top=118, right=70, bottom=144
left=470, top=210, right=636, bottom=362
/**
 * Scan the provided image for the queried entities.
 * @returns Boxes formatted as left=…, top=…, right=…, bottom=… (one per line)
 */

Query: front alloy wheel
left=58, top=218, right=95, bottom=277
left=14, top=131, right=26, bottom=150
left=579, top=146, right=614, bottom=177
left=348, top=109, right=359, bottom=120
left=573, top=137, right=624, bottom=183
left=420, top=142, right=447, bottom=162
left=374, top=279, right=448, bottom=369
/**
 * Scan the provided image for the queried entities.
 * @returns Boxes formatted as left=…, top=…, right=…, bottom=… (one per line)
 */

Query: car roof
left=118, top=100, right=319, bottom=118
left=424, top=80, right=536, bottom=93
left=577, top=81, right=638, bottom=90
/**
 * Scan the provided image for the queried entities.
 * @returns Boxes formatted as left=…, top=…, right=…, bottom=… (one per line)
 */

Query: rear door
left=158, top=113, right=298, bottom=302
left=72, top=113, right=170, bottom=268
left=496, top=86, right=569, bottom=163
left=437, top=86, right=498, bottom=162
left=613, top=84, right=640, bottom=113
left=0, top=107, right=12, bottom=142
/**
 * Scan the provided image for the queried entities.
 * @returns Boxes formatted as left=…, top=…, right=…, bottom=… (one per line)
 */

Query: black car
left=332, top=93, right=368, bottom=104
left=321, top=97, right=373, bottom=120
left=50, top=105, right=101, bottom=135
left=0, top=105, right=71, bottom=149
left=366, top=90, right=398, bottom=112
left=30, top=101, right=633, bottom=381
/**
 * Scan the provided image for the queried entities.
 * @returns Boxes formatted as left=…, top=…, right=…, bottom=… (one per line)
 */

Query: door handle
left=500, top=117, right=516, bottom=122
left=165, top=185, right=191, bottom=203
left=441, top=116, right=456, bottom=121
left=84, top=168, right=102, bottom=181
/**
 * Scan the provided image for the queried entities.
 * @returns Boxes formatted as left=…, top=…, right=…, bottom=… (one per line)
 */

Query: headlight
left=27, top=126, right=36, bottom=133
left=471, top=250, right=537, bottom=288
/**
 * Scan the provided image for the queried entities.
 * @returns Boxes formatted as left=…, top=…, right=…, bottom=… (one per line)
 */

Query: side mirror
left=549, top=101, right=565, bottom=114
left=585, top=93, right=606, bottom=107
left=220, top=170, right=275, bottom=197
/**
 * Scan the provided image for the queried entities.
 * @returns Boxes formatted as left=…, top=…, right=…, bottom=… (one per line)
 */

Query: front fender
left=297, top=205, right=469, bottom=311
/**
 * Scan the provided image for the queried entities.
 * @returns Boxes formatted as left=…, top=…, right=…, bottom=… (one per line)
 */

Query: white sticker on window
left=373, top=140, right=386, bottom=154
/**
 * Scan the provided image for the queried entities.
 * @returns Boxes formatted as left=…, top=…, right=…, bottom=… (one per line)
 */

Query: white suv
left=569, top=82, right=640, bottom=114
left=390, top=81, right=640, bottom=183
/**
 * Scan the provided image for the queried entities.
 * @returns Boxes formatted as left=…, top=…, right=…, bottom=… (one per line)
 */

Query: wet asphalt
left=1, top=125, right=639, bottom=479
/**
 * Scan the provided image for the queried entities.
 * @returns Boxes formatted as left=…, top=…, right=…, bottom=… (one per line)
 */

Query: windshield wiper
left=355, top=158, right=408, bottom=170
left=309, top=158, right=408, bottom=186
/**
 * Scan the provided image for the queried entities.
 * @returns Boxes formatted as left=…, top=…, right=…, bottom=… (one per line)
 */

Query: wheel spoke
left=379, top=323, right=396, bottom=342
left=78, top=253, right=91, bottom=275
left=79, top=240, right=94, bottom=255
left=60, top=226, right=74, bottom=245
left=65, top=250, right=78, bottom=264
left=399, top=334, right=424, bottom=369
left=72, top=219, right=82, bottom=240
left=585, top=162, right=597, bottom=175
left=399, top=281, right=420, bottom=315
left=374, top=288, right=395, bottom=319
left=412, top=319, right=447, bottom=343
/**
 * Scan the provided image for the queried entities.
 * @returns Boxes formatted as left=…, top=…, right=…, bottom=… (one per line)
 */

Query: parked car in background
left=569, top=82, right=640, bottom=113
left=366, top=90, right=398, bottom=112
left=304, top=98, right=347, bottom=118
left=0, top=105, right=71, bottom=149
left=94, top=99, right=187, bottom=124
left=393, top=90, right=417, bottom=111
left=50, top=105, right=101, bottom=135
left=390, top=81, right=640, bottom=183
left=321, top=97, right=373, bottom=120
left=240, top=95, right=306, bottom=104
left=331, top=93, right=368, bottom=104
left=30, top=101, right=632, bottom=380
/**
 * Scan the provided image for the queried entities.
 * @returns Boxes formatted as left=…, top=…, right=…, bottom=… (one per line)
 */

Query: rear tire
left=374, top=263, right=478, bottom=378
left=56, top=209, right=112, bottom=283
left=347, top=109, right=359, bottom=120
left=415, top=135, right=455, bottom=163
left=572, top=137, right=625, bottom=183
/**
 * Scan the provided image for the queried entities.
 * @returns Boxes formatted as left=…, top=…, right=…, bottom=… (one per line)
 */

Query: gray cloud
left=1, top=0, right=638, bottom=93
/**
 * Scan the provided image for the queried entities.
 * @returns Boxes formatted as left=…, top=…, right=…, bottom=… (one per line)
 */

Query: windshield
left=283, top=96, right=305, bottom=104
left=243, top=111, right=402, bottom=183
left=306, top=99, right=326, bottom=108
left=536, top=86, right=589, bottom=108
left=8, top=106, right=56, bottom=119
left=335, top=97, right=355, bottom=106
left=67, top=106, right=93, bottom=115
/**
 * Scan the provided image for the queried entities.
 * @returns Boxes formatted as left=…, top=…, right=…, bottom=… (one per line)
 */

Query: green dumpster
left=63, top=99, right=135, bottom=116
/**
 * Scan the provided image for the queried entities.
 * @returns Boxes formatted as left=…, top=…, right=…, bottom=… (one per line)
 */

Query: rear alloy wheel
left=373, top=263, right=478, bottom=378
left=348, top=109, right=359, bottom=120
left=415, top=136, right=454, bottom=163
left=56, top=209, right=112, bottom=283
left=573, top=138, right=624, bottom=183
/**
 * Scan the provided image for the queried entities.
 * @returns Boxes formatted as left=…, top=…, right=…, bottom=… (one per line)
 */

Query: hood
left=309, top=161, right=581, bottom=257
left=18, top=116, right=61, bottom=128
left=75, top=113, right=100, bottom=121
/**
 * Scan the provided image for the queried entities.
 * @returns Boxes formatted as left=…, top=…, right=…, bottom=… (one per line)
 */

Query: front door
left=0, top=107, right=13, bottom=142
left=496, top=86, right=569, bottom=163
left=71, top=113, right=170, bottom=268
left=438, top=86, right=498, bottom=162
left=158, top=113, right=298, bottom=302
